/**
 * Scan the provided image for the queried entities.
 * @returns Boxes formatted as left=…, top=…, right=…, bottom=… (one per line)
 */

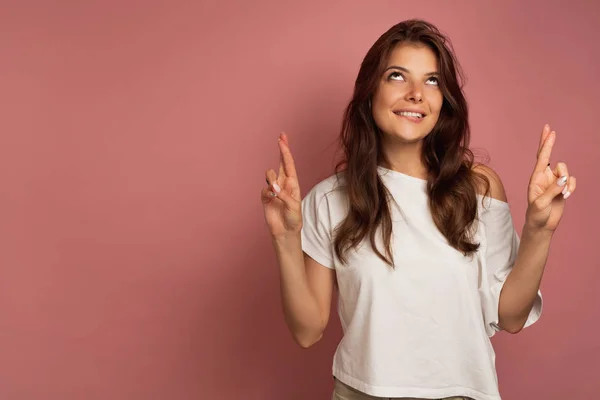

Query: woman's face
left=371, top=42, right=444, bottom=144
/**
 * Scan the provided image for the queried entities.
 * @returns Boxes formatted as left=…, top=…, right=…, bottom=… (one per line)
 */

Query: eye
left=426, top=76, right=439, bottom=85
left=388, top=72, right=405, bottom=81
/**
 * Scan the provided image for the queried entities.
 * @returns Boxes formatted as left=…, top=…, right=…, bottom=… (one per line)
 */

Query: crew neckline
left=377, top=166, right=428, bottom=185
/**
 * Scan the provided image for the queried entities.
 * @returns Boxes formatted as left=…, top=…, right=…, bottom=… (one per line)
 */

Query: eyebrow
left=384, top=65, right=439, bottom=76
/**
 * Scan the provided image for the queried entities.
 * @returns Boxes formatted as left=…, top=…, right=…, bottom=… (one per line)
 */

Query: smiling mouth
left=393, top=111, right=425, bottom=119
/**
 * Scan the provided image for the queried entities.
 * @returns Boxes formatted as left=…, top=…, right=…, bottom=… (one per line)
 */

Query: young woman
left=261, top=19, right=576, bottom=400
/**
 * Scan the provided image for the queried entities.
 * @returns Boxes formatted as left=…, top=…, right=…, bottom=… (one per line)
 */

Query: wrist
left=522, top=222, right=554, bottom=241
left=271, top=231, right=302, bottom=247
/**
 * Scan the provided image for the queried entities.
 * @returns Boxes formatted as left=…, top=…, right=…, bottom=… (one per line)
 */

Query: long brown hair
left=333, top=19, right=490, bottom=267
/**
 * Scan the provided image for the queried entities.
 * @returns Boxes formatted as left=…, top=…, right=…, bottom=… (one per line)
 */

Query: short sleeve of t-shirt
left=300, top=183, right=336, bottom=269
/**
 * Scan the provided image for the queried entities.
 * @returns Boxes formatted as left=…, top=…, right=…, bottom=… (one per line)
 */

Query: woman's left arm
left=497, top=124, right=577, bottom=333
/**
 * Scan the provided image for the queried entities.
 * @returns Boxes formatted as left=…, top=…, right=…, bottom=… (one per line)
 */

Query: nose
left=405, top=82, right=423, bottom=103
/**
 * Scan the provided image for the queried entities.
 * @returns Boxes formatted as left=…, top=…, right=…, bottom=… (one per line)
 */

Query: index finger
left=279, top=133, right=298, bottom=179
left=535, top=130, right=555, bottom=173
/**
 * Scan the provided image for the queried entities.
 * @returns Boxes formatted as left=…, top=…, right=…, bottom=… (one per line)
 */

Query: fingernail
left=563, top=191, right=571, bottom=200
left=557, top=176, right=567, bottom=187
left=562, top=185, right=568, bottom=195
left=273, top=183, right=281, bottom=193
left=270, top=191, right=277, bottom=197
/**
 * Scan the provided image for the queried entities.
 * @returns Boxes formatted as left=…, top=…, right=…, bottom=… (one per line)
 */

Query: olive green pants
left=332, top=378, right=472, bottom=400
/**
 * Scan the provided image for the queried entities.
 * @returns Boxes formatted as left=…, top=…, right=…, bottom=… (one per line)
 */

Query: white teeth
left=396, top=111, right=423, bottom=118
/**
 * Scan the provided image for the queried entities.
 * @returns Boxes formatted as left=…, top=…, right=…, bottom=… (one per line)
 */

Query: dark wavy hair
left=333, top=19, right=490, bottom=268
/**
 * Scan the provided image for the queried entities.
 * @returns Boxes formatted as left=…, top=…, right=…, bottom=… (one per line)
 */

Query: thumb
left=275, top=189, right=297, bottom=210
left=536, top=174, right=568, bottom=209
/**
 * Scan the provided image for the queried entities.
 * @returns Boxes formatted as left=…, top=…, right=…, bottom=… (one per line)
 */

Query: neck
left=379, top=139, right=428, bottom=180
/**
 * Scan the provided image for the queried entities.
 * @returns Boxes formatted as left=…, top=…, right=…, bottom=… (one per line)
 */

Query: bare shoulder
left=472, top=163, right=508, bottom=202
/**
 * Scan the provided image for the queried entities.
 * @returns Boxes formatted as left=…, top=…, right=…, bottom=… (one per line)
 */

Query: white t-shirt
left=300, top=166, right=542, bottom=400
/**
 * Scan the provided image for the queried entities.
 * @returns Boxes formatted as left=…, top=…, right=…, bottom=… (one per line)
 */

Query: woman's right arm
left=261, top=133, right=335, bottom=348
left=272, top=233, right=335, bottom=348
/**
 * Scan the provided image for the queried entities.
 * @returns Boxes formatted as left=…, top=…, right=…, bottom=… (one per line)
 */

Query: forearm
left=498, top=226, right=552, bottom=332
left=272, top=233, right=324, bottom=346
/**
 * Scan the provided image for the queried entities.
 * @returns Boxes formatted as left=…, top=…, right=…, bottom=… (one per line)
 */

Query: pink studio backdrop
left=0, top=1, right=598, bottom=399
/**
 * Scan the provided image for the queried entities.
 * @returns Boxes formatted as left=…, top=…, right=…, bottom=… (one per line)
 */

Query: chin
left=389, top=129, right=430, bottom=144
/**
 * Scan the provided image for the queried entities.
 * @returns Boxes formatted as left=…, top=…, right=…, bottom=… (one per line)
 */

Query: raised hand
left=526, top=124, right=577, bottom=232
left=261, top=133, right=303, bottom=237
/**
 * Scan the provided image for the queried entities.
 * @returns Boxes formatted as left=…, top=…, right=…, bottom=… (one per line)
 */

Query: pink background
left=1, top=1, right=598, bottom=399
